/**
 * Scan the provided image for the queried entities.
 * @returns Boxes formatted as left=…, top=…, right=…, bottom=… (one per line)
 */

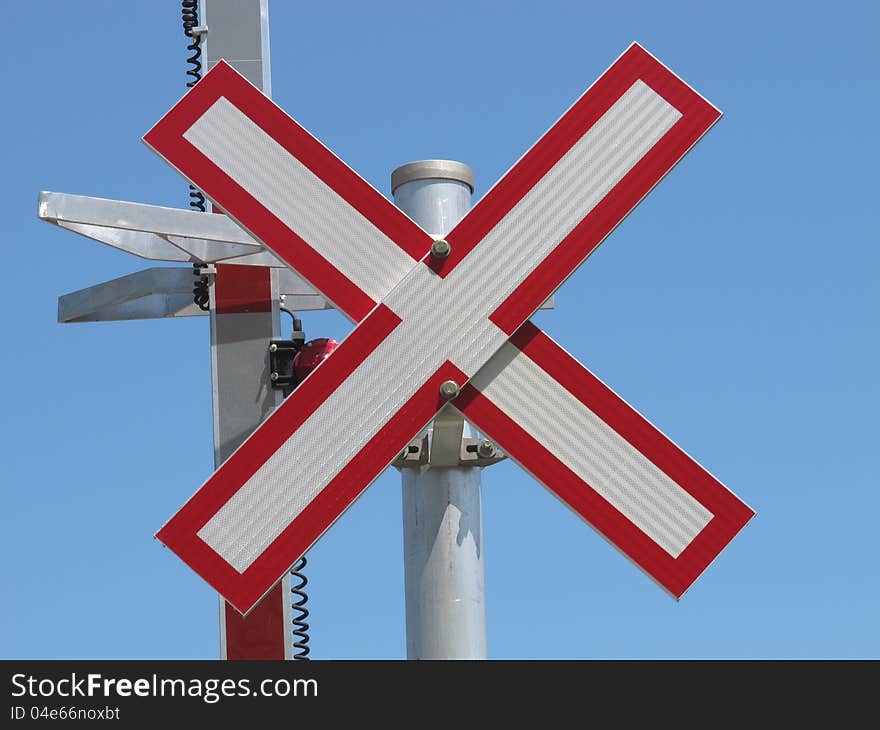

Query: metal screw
left=269, top=343, right=278, bottom=352
left=477, top=439, right=496, bottom=458
left=431, top=238, right=451, bottom=259
left=439, top=380, right=460, bottom=400
left=270, top=371, right=279, bottom=381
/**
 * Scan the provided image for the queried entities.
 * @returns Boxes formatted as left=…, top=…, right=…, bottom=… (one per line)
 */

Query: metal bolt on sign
left=431, top=239, right=452, bottom=259
left=477, top=439, right=496, bottom=459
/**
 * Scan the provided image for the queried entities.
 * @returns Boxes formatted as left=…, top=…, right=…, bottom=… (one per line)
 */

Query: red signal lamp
left=293, top=338, right=339, bottom=382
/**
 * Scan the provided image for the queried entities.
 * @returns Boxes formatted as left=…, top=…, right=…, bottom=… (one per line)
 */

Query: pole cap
left=391, top=160, right=474, bottom=194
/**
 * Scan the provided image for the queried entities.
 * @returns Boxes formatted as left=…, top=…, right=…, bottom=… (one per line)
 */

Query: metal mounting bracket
left=268, top=337, right=305, bottom=392
left=429, top=404, right=466, bottom=467
left=392, top=403, right=508, bottom=469
left=392, top=434, right=507, bottom=470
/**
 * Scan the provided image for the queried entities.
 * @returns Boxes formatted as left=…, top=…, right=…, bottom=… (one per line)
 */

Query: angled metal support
left=54, top=221, right=196, bottom=262
left=39, top=191, right=257, bottom=245
left=39, top=191, right=276, bottom=266
left=58, top=266, right=330, bottom=323
left=58, top=268, right=201, bottom=322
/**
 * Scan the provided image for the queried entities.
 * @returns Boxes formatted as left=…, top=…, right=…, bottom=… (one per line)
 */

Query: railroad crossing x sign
left=146, top=43, right=754, bottom=615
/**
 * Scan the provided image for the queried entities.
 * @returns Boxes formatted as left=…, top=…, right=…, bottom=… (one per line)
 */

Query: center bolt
left=431, top=238, right=451, bottom=259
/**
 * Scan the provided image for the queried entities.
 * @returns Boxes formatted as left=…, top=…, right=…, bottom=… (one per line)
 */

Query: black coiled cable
left=181, top=0, right=206, bottom=213
left=192, top=264, right=210, bottom=312
left=182, top=1, right=209, bottom=311
left=290, top=557, right=311, bottom=659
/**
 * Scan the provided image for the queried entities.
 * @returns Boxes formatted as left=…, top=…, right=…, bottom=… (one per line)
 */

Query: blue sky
left=2, top=0, right=877, bottom=659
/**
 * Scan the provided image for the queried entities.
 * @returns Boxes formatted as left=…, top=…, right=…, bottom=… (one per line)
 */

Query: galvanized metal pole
left=392, top=161, right=487, bottom=660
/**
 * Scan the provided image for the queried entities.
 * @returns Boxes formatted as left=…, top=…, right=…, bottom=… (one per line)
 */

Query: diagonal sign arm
left=441, top=43, right=722, bottom=333
left=458, top=323, right=755, bottom=599
left=146, top=44, right=736, bottom=614
left=144, top=59, right=432, bottom=323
